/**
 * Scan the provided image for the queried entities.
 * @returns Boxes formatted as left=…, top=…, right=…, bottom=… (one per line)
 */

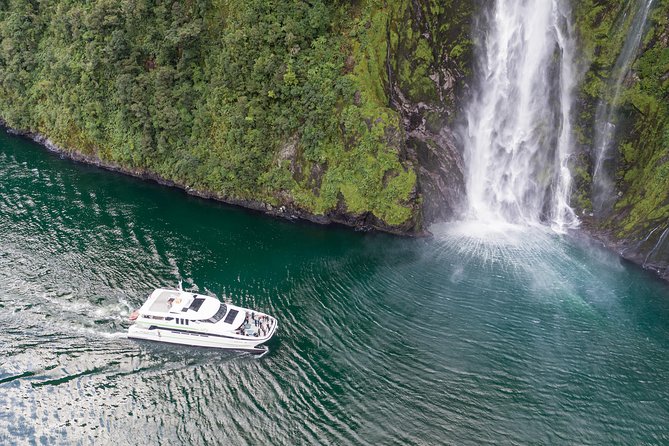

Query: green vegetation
left=388, top=0, right=474, bottom=108
left=0, top=0, right=422, bottom=230
left=8, top=0, right=665, bottom=242
left=574, top=0, right=669, bottom=239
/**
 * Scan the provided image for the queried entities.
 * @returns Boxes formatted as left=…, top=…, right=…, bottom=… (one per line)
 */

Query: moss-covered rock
left=386, top=0, right=478, bottom=223
left=574, top=0, right=669, bottom=278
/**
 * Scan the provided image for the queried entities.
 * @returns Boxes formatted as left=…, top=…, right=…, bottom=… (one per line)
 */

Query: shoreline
left=0, top=121, right=428, bottom=238
left=577, top=216, right=669, bottom=283
left=1, top=121, right=666, bottom=284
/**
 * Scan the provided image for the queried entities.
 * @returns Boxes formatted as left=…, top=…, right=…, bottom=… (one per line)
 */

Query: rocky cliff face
left=573, top=0, right=669, bottom=280
left=385, top=0, right=477, bottom=224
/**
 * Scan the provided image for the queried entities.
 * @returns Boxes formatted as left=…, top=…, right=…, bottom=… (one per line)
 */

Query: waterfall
left=462, top=0, right=579, bottom=231
left=591, top=0, right=655, bottom=216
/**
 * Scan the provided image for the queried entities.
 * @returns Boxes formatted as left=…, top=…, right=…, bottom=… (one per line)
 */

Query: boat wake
left=78, top=329, right=128, bottom=340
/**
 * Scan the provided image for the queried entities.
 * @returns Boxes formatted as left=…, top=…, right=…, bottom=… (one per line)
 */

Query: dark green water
left=1, top=129, right=669, bottom=445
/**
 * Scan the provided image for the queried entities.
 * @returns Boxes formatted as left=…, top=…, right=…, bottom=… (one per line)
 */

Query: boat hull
left=128, top=325, right=270, bottom=353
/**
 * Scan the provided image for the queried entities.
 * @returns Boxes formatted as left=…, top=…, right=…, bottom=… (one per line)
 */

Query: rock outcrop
left=573, top=0, right=669, bottom=280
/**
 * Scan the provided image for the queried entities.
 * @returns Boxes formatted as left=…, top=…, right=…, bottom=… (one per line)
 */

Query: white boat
left=127, top=287, right=278, bottom=354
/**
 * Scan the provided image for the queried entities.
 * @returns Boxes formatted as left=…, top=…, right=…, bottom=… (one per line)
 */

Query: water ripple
left=1, top=132, right=669, bottom=444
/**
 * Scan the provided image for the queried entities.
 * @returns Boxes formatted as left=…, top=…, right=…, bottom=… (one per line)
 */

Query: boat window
left=223, top=309, right=239, bottom=324
left=187, top=298, right=205, bottom=312
left=205, top=303, right=228, bottom=323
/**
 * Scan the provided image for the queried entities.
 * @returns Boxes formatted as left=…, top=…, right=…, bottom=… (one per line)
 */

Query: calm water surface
left=1, top=130, right=669, bottom=445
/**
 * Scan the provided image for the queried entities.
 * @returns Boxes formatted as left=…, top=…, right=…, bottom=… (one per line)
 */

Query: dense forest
left=0, top=0, right=667, bottom=272
left=0, top=0, right=449, bottom=232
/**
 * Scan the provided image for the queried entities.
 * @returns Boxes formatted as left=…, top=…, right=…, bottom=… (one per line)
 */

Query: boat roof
left=138, top=288, right=222, bottom=320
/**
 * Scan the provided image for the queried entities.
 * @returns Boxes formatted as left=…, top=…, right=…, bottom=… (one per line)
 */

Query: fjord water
left=2, top=132, right=669, bottom=444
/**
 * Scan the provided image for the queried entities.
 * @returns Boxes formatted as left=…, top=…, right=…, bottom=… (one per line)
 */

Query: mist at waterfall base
left=3, top=125, right=669, bottom=443
left=591, top=0, right=655, bottom=216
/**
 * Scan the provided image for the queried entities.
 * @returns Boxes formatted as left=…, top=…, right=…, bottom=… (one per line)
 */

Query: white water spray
left=592, top=0, right=655, bottom=216
left=462, top=0, right=579, bottom=231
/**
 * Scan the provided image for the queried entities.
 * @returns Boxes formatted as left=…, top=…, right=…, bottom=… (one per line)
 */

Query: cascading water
left=592, top=0, right=655, bottom=216
left=462, top=0, right=579, bottom=231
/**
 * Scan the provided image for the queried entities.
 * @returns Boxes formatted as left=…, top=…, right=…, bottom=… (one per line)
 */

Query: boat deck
left=147, top=290, right=182, bottom=313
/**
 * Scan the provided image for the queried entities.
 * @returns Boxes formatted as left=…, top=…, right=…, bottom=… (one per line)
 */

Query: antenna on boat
left=178, top=280, right=183, bottom=291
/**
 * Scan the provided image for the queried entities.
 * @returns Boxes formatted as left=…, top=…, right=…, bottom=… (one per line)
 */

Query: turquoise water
left=1, top=130, right=669, bottom=445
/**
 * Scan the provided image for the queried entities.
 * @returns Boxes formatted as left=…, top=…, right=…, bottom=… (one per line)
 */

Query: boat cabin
left=139, top=289, right=225, bottom=321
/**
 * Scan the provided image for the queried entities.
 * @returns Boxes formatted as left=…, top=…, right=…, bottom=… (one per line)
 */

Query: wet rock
left=580, top=215, right=669, bottom=283
left=386, top=1, right=473, bottom=225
